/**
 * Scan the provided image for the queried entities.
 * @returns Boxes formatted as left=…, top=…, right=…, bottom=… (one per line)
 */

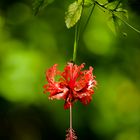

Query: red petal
left=44, top=64, right=69, bottom=100
left=75, top=66, right=95, bottom=91
left=46, top=64, right=59, bottom=82
left=61, top=62, right=85, bottom=89
left=73, top=66, right=97, bottom=105
left=43, top=63, right=97, bottom=109
left=64, top=101, right=72, bottom=109
left=80, top=95, right=92, bottom=105
left=49, top=87, right=69, bottom=100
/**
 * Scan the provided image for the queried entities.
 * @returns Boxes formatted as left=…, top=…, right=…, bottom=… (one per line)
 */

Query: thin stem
left=73, top=24, right=78, bottom=62
left=73, top=0, right=96, bottom=62
left=94, top=0, right=140, bottom=34
left=70, top=104, right=72, bottom=129
left=94, top=0, right=107, bottom=10
left=116, top=16, right=140, bottom=34
left=72, top=0, right=85, bottom=62
left=82, top=3, right=95, bottom=34
left=114, top=0, right=122, bottom=10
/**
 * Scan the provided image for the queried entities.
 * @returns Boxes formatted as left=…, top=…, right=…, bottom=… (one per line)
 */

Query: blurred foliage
left=0, top=0, right=140, bottom=140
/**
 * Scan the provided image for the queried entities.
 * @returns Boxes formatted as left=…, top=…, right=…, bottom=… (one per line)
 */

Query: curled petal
left=62, top=62, right=85, bottom=89
left=79, top=95, right=92, bottom=105
left=44, top=64, right=60, bottom=94
left=43, top=62, right=97, bottom=109
left=46, top=64, right=60, bottom=82
left=49, top=87, right=69, bottom=100
left=64, top=101, right=72, bottom=110
left=75, top=66, right=96, bottom=91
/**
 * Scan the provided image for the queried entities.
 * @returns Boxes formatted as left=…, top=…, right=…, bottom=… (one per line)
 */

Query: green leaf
left=84, top=0, right=93, bottom=7
left=78, top=0, right=94, bottom=7
left=115, top=8, right=128, bottom=20
left=32, top=0, right=54, bottom=15
left=105, top=0, right=121, bottom=10
left=65, top=1, right=83, bottom=28
left=107, top=12, right=123, bottom=35
left=107, top=14, right=118, bottom=35
left=115, top=15, right=140, bottom=34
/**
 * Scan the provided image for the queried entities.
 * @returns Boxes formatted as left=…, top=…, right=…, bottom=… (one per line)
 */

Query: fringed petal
left=43, top=62, right=97, bottom=109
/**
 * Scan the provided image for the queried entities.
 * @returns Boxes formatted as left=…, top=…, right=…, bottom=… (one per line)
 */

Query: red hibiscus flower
left=43, top=62, right=97, bottom=109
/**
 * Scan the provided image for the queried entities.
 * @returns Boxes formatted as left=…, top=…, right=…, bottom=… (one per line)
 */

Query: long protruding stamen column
left=70, top=104, right=72, bottom=130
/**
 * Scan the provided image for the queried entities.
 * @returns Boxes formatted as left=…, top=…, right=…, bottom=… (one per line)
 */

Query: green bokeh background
left=0, top=0, right=140, bottom=140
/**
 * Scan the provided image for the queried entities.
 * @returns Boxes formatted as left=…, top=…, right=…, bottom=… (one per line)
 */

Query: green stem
left=114, top=0, right=121, bottom=10
left=73, top=1, right=95, bottom=61
left=94, top=0, right=140, bottom=34
left=116, top=16, right=140, bottom=34
left=73, top=24, right=78, bottom=62
left=82, top=3, right=95, bottom=33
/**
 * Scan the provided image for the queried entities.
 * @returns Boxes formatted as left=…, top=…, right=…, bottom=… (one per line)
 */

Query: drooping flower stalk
left=43, top=1, right=97, bottom=139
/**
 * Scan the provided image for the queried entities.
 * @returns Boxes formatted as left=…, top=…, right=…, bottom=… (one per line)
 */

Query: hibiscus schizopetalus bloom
left=43, top=62, right=97, bottom=109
